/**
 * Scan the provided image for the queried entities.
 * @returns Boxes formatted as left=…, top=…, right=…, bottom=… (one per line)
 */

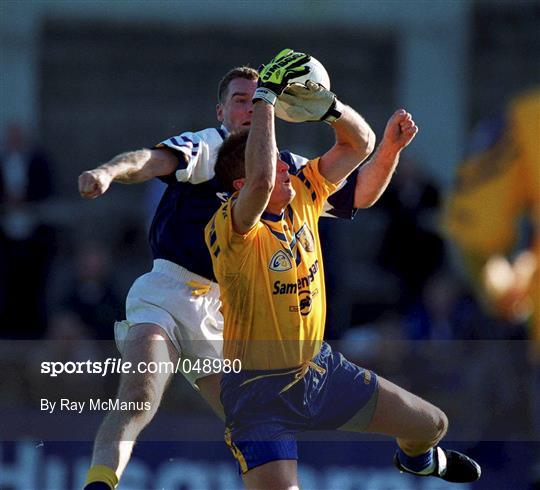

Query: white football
left=275, top=56, right=331, bottom=123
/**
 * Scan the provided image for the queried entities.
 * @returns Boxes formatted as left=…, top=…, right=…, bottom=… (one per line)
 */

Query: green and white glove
left=253, top=49, right=311, bottom=106
left=277, top=80, right=343, bottom=123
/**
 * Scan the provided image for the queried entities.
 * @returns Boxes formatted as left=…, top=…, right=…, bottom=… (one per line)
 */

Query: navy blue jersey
left=149, top=126, right=358, bottom=281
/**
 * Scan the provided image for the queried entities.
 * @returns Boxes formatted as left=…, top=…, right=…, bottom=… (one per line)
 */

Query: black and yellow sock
left=83, top=465, right=118, bottom=490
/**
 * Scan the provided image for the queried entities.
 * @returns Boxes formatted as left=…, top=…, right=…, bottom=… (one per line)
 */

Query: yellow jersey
left=443, top=89, right=540, bottom=343
left=205, top=158, right=339, bottom=369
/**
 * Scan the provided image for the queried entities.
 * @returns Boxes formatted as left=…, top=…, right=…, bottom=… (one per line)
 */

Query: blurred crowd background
left=0, top=0, right=539, bottom=488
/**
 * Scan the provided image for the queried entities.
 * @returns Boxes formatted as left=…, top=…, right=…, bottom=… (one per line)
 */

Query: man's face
left=233, top=157, right=295, bottom=213
left=267, top=158, right=296, bottom=212
left=216, top=77, right=257, bottom=132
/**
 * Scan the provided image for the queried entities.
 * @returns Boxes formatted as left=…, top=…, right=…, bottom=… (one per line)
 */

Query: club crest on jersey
left=296, top=224, right=315, bottom=252
left=269, top=250, right=293, bottom=272
left=216, top=192, right=230, bottom=203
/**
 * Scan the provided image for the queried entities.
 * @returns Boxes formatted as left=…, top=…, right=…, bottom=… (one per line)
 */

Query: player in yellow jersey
left=445, top=88, right=539, bottom=352
left=444, top=88, right=540, bottom=485
left=205, top=49, right=481, bottom=489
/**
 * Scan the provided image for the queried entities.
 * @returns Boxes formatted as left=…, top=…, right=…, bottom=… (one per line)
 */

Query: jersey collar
left=261, top=210, right=284, bottom=222
left=261, top=205, right=293, bottom=223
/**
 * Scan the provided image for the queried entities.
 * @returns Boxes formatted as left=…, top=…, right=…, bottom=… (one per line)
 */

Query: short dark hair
left=214, top=130, right=249, bottom=193
left=217, top=66, right=258, bottom=103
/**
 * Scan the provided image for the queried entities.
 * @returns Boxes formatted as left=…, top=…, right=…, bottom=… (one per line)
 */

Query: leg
left=242, top=460, right=299, bottom=490
left=196, top=373, right=224, bottom=420
left=364, top=376, right=448, bottom=455
left=90, top=323, right=178, bottom=480
left=357, top=376, right=480, bottom=482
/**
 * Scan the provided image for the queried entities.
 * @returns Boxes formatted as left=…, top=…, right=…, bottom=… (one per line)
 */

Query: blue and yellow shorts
left=220, top=342, right=378, bottom=474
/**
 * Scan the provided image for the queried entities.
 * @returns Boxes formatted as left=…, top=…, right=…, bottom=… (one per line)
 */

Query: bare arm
left=231, top=101, right=277, bottom=235
left=354, top=109, right=418, bottom=208
left=78, top=148, right=179, bottom=199
left=318, top=102, right=376, bottom=185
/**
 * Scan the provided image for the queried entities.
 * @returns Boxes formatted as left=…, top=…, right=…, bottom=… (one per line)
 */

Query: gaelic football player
left=80, top=47, right=443, bottom=488
left=206, top=49, right=481, bottom=489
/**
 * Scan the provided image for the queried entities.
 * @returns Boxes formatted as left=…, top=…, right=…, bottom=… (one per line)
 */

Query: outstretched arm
left=231, top=101, right=276, bottom=235
left=318, top=103, right=376, bottom=185
left=353, top=109, right=418, bottom=208
left=78, top=148, right=179, bottom=198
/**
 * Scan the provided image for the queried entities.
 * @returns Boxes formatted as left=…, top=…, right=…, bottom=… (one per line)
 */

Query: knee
left=430, top=407, right=449, bottom=445
left=398, top=407, right=448, bottom=455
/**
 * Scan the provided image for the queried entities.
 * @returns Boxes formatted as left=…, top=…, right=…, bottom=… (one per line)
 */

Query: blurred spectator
left=26, top=309, right=105, bottom=402
left=405, top=271, right=465, bottom=341
left=403, top=269, right=510, bottom=341
left=61, top=240, right=123, bottom=340
left=376, top=156, right=445, bottom=311
left=443, top=88, right=540, bottom=486
left=0, top=122, right=56, bottom=338
left=444, top=89, right=539, bottom=346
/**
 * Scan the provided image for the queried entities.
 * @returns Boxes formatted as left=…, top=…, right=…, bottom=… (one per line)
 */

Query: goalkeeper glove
left=253, top=49, right=311, bottom=106
left=278, top=80, right=343, bottom=123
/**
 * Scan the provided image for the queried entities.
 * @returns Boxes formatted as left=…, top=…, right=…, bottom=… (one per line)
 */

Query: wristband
left=322, top=99, right=343, bottom=124
left=253, top=87, right=278, bottom=106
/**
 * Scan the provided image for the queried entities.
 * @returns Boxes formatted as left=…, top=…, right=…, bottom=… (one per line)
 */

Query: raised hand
left=277, top=80, right=340, bottom=123
left=253, top=49, right=311, bottom=106
left=381, top=109, right=418, bottom=152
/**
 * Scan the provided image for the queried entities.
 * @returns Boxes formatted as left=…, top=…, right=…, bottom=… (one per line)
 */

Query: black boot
left=394, top=447, right=481, bottom=483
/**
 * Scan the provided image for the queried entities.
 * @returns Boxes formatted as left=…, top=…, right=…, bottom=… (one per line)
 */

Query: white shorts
left=114, top=259, right=223, bottom=387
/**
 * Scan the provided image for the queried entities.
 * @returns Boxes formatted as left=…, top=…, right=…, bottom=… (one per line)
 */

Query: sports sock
left=397, top=447, right=435, bottom=475
left=84, top=465, right=118, bottom=490
left=84, top=484, right=114, bottom=490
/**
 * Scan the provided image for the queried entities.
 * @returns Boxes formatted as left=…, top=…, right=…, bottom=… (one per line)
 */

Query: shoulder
left=206, top=198, right=233, bottom=235
left=293, top=158, right=339, bottom=205
left=157, top=127, right=227, bottom=184
left=209, top=197, right=263, bottom=245
left=157, top=127, right=225, bottom=151
left=294, top=158, right=327, bottom=188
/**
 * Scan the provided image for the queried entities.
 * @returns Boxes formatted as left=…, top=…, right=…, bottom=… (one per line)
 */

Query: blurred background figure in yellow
left=444, top=88, right=540, bottom=487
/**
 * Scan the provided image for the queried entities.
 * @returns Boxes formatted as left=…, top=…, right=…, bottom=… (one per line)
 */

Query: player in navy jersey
left=79, top=62, right=430, bottom=489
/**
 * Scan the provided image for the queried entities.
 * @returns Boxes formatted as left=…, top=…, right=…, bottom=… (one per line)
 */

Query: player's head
left=214, top=130, right=248, bottom=193
left=216, top=66, right=258, bottom=132
left=215, top=131, right=295, bottom=211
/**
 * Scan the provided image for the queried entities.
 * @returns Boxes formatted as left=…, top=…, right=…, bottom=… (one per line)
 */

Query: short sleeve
left=154, top=128, right=225, bottom=185
left=293, top=158, right=340, bottom=217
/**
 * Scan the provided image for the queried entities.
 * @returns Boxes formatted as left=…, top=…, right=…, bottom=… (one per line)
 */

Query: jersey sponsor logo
left=269, top=250, right=293, bottom=272
left=296, top=224, right=315, bottom=252
left=272, top=260, right=319, bottom=294
left=289, top=288, right=319, bottom=316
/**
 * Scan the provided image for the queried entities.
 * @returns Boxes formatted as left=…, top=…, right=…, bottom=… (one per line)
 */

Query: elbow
left=355, top=197, right=376, bottom=209
left=350, top=129, right=376, bottom=165
left=354, top=190, right=382, bottom=209
left=363, top=129, right=376, bottom=157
